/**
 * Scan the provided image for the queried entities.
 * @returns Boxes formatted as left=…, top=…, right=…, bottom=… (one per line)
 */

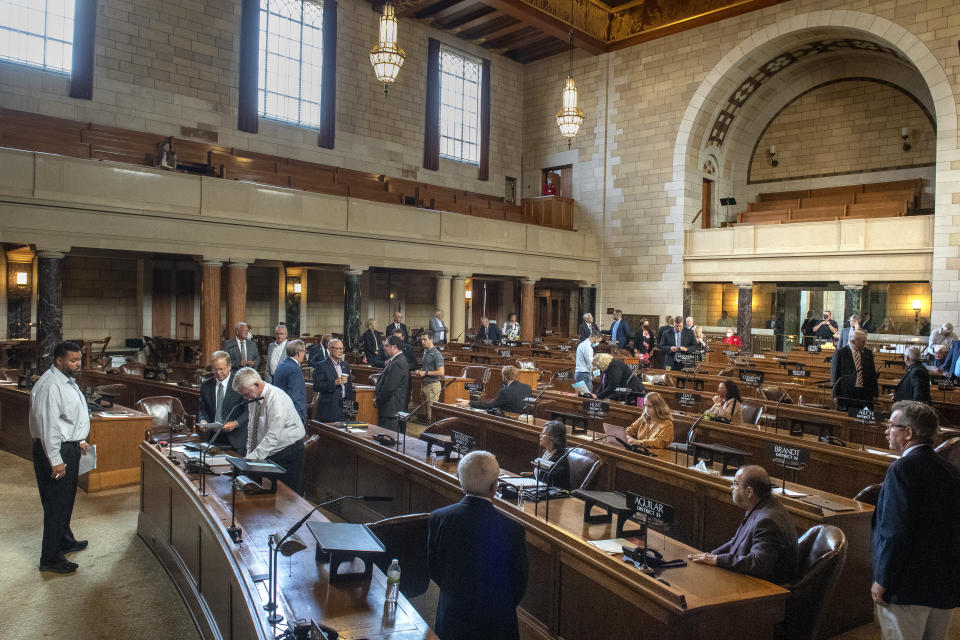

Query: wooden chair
left=775, top=525, right=848, bottom=640
left=366, top=513, right=431, bottom=598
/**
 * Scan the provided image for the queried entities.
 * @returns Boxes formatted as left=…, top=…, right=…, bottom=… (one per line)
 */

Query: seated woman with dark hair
left=706, top=381, right=744, bottom=425
left=534, top=420, right=571, bottom=490
left=592, top=353, right=645, bottom=403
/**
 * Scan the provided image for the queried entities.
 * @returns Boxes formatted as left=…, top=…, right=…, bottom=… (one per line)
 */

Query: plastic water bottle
left=385, top=559, right=401, bottom=603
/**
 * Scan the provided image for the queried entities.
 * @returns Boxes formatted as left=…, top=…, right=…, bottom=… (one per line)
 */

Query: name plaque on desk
left=790, top=368, right=809, bottom=378
left=856, top=406, right=876, bottom=423
left=500, top=349, right=512, bottom=357
left=767, top=442, right=810, bottom=468
left=630, top=364, right=643, bottom=374
left=555, top=369, right=572, bottom=380
left=807, top=344, right=821, bottom=353
left=624, top=492, right=675, bottom=526
left=534, top=337, right=543, bottom=343
left=676, top=352, right=696, bottom=365
left=558, top=345, right=572, bottom=352
left=583, top=399, right=609, bottom=417
left=739, top=370, right=765, bottom=385
left=464, top=382, right=484, bottom=393
left=461, top=346, right=471, bottom=350
left=675, top=392, right=700, bottom=408
left=722, top=350, right=740, bottom=357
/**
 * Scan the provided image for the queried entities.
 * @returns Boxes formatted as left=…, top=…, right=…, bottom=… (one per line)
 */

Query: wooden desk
left=139, top=442, right=436, bottom=640
left=427, top=403, right=874, bottom=637
left=355, top=385, right=377, bottom=425
left=0, top=385, right=152, bottom=491
left=306, top=420, right=788, bottom=640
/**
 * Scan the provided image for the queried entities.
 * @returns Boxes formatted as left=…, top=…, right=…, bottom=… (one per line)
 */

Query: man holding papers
left=197, top=350, right=248, bottom=453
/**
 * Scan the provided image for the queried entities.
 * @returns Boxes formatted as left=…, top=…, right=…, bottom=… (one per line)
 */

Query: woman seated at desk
left=625, top=391, right=674, bottom=449
left=529, top=420, right=571, bottom=490
left=592, top=353, right=645, bottom=404
left=706, top=381, right=744, bottom=425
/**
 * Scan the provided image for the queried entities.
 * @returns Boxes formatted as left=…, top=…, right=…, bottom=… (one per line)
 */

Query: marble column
left=435, top=274, right=451, bottom=334
left=682, top=283, right=693, bottom=320
left=809, top=289, right=824, bottom=315
left=200, top=260, right=222, bottom=364
left=736, top=281, right=753, bottom=355
left=500, top=279, right=514, bottom=319
left=343, top=269, right=363, bottom=351
left=450, top=276, right=466, bottom=343
left=37, top=250, right=65, bottom=370
left=774, top=288, right=786, bottom=351
left=226, top=260, right=251, bottom=340
left=784, top=289, right=801, bottom=348
left=843, top=283, right=864, bottom=325
left=577, top=283, right=595, bottom=326
left=520, top=278, right=536, bottom=342
left=0, top=249, right=7, bottom=341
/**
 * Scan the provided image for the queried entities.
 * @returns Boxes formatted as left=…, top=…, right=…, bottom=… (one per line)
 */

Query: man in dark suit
left=312, top=338, right=355, bottom=422
left=387, top=311, right=408, bottom=342
left=872, top=401, right=960, bottom=638
left=457, top=366, right=532, bottom=413
left=689, top=465, right=799, bottom=585
left=610, top=309, right=631, bottom=349
left=197, top=350, right=248, bottom=452
left=272, top=340, right=307, bottom=424
left=578, top=313, right=598, bottom=341
left=374, top=336, right=409, bottom=431
left=307, top=334, right=330, bottom=369
left=893, top=346, right=931, bottom=403
left=390, top=328, right=417, bottom=369
left=222, top=321, right=260, bottom=371
left=656, top=315, right=676, bottom=346
left=362, top=318, right=385, bottom=367
left=475, top=317, right=502, bottom=344
left=831, top=329, right=878, bottom=416
left=428, top=450, right=527, bottom=640
left=659, top=315, right=695, bottom=371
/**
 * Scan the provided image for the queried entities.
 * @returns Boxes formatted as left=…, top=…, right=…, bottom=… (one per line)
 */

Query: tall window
left=258, top=0, right=323, bottom=129
left=0, top=0, right=74, bottom=74
left=439, top=48, right=481, bottom=165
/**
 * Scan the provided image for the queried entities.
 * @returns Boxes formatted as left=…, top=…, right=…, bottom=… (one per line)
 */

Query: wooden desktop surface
left=305, top=420, right=788, bottom=640
left=139, top=441, right=437, bottom=640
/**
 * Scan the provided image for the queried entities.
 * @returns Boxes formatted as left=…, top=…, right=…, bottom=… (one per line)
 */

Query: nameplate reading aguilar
left=675, top=392, right=700, bottom=408
left=625, top=492, right=675, bottom=526
left=766, top=442, right=810, bottom=468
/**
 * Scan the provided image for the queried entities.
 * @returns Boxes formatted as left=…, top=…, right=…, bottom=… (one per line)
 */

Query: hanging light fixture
left=555, top=28, right=584, bottom=148
left=370, top=2, right=405, bottom=97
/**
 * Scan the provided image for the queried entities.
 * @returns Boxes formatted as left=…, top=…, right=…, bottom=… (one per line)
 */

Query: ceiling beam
left=497, top=34, right=557, bottom=57
left=393, top=0, right=443, bottom=18
left=471, top=19, right=527, bottom=44
left=448, top=9, right=501, bottom=33
left=422, top=0, right=478, bottom=21
left=474, top=0, right=606, bottom=55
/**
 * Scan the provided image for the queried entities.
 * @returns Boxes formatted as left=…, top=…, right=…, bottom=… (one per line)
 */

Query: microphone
left=611, top=435, right=654, bottom=457
left=277, top=495, right=394, bottom=546
left=525, top=370, right=560, bottom=413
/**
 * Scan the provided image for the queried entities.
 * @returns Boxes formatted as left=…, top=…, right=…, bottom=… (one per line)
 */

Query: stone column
left=682, top=283, right=693, bottom=320
left=450, top=275, right=466, bottom=342
left=843, top=282, right=864, bottom=325
left=435, top=274, right=451, bottom=333
left=226, top=259, right=251, bottom=340
left=577, top=283, right=595, bottom=326
left=343, top=269, right=364, bottom=351
left=520, top=278, right=537, bottom=342
left=200, top=260, right=223, bottom=364
left=736, top=281, right=753, bottom=355
left=0, top=249, right=7, bottom=341
left=37, top=250, right=65, bottom=370
left=809, top=289, right=824, bottom=316
left=500, top=279, right=514, bottom=319
left=774, top=288, right=786, bottom=351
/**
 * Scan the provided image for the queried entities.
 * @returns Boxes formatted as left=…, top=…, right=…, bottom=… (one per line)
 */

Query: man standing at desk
left=872, top=401, right=960, bottom=639
left=831, top=329, right=878, bottom=416
left=428, top=450, right=527, bottom=640
left=29, top=341, right=92, bottom=574
left=374, top=336, right=409, bottom=431
left=313, top=338, right=354, bottom=422
left=197, top=350, right=248, bottom=452
left=610, top=309, right=630, bottom=349
left=232, top=367, right=305, bottom=495
left=223, top=321, right=260, bottom=371
left=264, top=323, right=288, bottom=382
left=578, top=312, right=599, bottom=341
left=388, top=310, right=408, bottom=342
left=476, top=316, right=502, bottom=344
left=430, top=310, right=447, bottom=344
left=272, top=340, right=307, bottom=424
left=413, top=330, right=444, bottom=422
left=689, top=465, right=799, bottom=584
left=660, top=315, right=695, bottom=371
left=575, top=329, right=600, bottom=393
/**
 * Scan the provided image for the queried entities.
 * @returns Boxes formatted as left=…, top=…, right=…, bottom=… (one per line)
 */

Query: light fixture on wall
left=767, top=145, right=778, bottom=167
left=370, top=2, right=405, bottom=97
left=901, top=127, right=912, bottom=152
left=555, top=22, right=584, bottom=148
left=293, top=282, right=302, bottom=294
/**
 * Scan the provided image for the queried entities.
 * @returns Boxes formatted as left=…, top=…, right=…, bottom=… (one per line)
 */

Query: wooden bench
left=430, top=197, right=471, bottom=215
left=737, top=209, right=788, bottom=224
left=747, top=199, right=799, bottom=213
left=789, top=205, right=845, bottom=222
left=800, top=194, right=855, bottom=208
left=758, top=189, right=807, bottom=202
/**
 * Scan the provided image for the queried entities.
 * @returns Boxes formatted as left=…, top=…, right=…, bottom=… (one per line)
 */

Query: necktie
left=676, top=332, right=681, bottom=348
left=249, top=400, right=261, bottom=449
left=215, top=381, right=224, bottom=423
left=240, top=340, right=246, bottom=363
left=852, top=348, right=863, bottom=387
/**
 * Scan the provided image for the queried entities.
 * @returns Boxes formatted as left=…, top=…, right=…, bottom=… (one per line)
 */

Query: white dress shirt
left=575, top=338, right=594, bottom=373
left=268, top=339, right=287, bottom=376
left=245, top=382, right=305, bottom=461
left=28, top=365, right=91, bottom=467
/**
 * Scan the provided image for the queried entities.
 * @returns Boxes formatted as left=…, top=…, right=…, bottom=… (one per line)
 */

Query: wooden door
left=702, top=178, right=712, bottom=229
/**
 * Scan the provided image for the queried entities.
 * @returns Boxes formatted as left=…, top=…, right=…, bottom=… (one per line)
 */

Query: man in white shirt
left=29, top=341, right=92, bottom=574
left=232, top=367, right=306, bottom=495
left=265, top=323, right=288, bottom=382
left=430, top=310, right=447, bottom=344
left=575, top=330, right=600, bottom=393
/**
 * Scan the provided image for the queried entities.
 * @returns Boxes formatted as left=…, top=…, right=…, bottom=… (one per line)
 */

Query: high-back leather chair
left=367, top=513, right=431, bottom=598
left=566, top=447, right=602, bottom=491
left=135, top=396, right=188, bottom=433
left=853, top=483, right=881, bottom=506
left=741, top=402, right=764, bottom=426
left=642, top=373, right=670, bottom=386
left=761, top=386, right=792, bottom=402
left=775, top=525, right=848, bottom=640
left=935, top=437, right=960, bottom=473
left=120, top=362, right=145, bottom=377
left=460, top=365, right=490, bottom=385
left=368, top=373, right=381, bottom=385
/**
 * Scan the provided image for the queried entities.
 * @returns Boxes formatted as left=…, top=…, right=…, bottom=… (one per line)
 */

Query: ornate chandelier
left=370, top=2, right=405, bottom=97
left=555, top=29, right=584, bottom=147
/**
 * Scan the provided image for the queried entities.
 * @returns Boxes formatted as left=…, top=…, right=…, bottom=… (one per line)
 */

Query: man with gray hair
left=578, top=312, right=598, bottom=342
left=272, top=340, right=307, bottom=423
left=926, top=322, right=956, bottom=357
left=232, top=367, right=305, bottom=494
left=872, top=401, right=960, bottom=639
left=265, top=323, right=288, bottom=382
left=893, top=346, right=931, bottom=403
left=830, top=329, right=878, bottom=417
left=222, top=321, right=260, bottom=371
left=428, top=450, right=527, bottom=640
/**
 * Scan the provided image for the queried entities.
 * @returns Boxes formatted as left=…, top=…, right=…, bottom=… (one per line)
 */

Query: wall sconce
left=15, top=270, right=28, bottom=288
left=912, top=299, right=922, bottom=312
left=901, top=128, right=911, bottom=152
left=767, top=145, right=778, bottom=167
left=293, top=282, right=302, bottom=294
left=465, top=290, right=472, bottom=300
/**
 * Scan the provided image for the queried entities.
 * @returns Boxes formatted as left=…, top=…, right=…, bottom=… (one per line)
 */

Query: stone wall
left=62, top=256, right=138, bottom=343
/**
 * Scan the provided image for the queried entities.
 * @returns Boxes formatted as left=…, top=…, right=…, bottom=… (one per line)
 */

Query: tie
left=249, top=400, right=261, bottom=449
left=215, top=382, right=224, bottom=423
left=852, top=348, right=863, bottom=387
left=676, top=332, right=681, bottom=348
left=240, top=340, right=246, bottom=363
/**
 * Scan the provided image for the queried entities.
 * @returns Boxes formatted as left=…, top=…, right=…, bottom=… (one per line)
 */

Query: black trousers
left=267, top=439, right=305, bottom=496
left=32, top=439, right=82, bottom=564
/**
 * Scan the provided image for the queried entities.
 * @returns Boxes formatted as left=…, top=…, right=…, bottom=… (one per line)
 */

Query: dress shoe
left=62, top=540, right=88, bottom=554
left=39, top=560, right=78, bottom=574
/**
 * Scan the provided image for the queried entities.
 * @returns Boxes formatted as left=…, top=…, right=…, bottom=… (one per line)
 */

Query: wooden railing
left=521, top=195, right=574, bottom=229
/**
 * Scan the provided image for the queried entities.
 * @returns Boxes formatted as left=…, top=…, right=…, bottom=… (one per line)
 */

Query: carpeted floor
left=0, top=449, right=200, bottom=640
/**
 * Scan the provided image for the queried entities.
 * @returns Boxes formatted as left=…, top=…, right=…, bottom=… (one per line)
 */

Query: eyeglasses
left=886, top=423, right=909, bottom=430
left=329, top=346, right=343, bottom=351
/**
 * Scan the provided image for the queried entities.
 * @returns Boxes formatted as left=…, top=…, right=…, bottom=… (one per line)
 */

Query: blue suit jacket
left=312, top=358, right=355, bottom=422
left=272, top=357, right=306, bottom=424
left=872, top=445, right=960, bottom=608
left=944, top=340, right=960, bottom=379
left=613, top=318, right=631, bottom=348
left=428, top=496, right=528, bottom=640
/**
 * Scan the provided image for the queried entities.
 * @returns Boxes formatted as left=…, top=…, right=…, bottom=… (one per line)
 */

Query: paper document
left=772, top=487, right=807, bottom=497
left=571, top=380, right=589, bottom=394
left=78, top=445, right=97, bottom=476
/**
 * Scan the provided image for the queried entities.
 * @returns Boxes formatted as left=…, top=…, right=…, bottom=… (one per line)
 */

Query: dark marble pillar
left=809, top=289, right=824, bottom=315
left=343, top=269, right=363, bottom=351
left=783, top=288, right=802, bottom=349
left=578, top=284, right=595, bottom=324
left=736, top=282, right=753, bottom=355
left=37, top=250, right=65, bottom=370
left=843, top=284, right=864, bottom=325
left=774, top=288, right=786, bottom=351
left=682, top=284, right=692, bottom=320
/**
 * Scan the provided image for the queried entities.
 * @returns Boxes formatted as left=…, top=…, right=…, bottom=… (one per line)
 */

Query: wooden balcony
left=522, top=195, right=574, bottom=230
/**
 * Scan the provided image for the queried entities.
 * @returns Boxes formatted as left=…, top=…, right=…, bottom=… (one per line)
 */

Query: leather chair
left=642, top=373, right=670, bottom=386
left=741, top=402, right=764, bottom=426
left=369, top=373, right=381, bottom=385
left=135, top=396, right=190, bottom=436
left=935, top=437, right=960, bottom=473
left=120, top=362, right=145, bottom=377
left=853, top=483, right=881, bottom=506
left=460, top=365, right=490, bottom=384
left=367, top=513, right=431, bottom=598
left=566, top=447, right=602, bottom=491
left=301, top=434, right=321, bottom=493
left=775, top=525, right=848, bottom=640
left=761, top=386, right=792, bottom=403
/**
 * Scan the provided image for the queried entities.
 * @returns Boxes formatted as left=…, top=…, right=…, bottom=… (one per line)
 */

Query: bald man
left=689, top=465, right=799, bottom=584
